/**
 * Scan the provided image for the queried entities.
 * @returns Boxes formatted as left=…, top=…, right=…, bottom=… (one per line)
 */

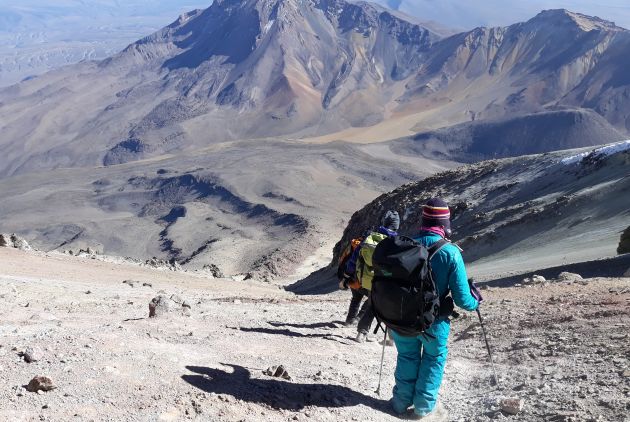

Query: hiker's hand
left=468, top=278, right=483, bottom=303
left=339, top=273, right=352, bottom=290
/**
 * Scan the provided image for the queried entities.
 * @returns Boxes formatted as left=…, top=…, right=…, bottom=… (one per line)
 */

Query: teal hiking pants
left=390, top=319, right=451, bottom=416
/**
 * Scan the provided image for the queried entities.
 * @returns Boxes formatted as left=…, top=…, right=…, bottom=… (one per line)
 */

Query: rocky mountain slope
left=394, top=10, right=630, bottom=134
left=3, top=3, right=630, bottom=280
left=0, top=0, right=443, bottom=176
left=1, top=245, right=629, bottom=421
left=2, top=6, right=630, bottom=176
left=0, top=138, right=454, bottom=280
left=334, top=141, right=630, bottom=281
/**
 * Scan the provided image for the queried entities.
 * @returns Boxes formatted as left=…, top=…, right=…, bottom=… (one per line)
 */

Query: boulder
left=149, top=295, right=176, bottom=318
left=26, top=376, right=57, bottom=393
left=624, top=268, right=630, bottom=278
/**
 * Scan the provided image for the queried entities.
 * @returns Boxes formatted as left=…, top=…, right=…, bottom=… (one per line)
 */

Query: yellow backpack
left=357, top=232, right=389, bottom=291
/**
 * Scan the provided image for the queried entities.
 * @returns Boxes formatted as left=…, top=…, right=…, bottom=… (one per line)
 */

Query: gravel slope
left=1, top=247, right=628, bottom=421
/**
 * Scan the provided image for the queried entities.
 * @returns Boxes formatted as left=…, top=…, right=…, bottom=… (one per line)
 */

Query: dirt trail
left=1, top=248, right=629, bottom=421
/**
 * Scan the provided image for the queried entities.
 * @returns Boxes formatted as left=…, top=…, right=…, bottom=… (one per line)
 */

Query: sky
left=375, top=0, right=630, bottom=30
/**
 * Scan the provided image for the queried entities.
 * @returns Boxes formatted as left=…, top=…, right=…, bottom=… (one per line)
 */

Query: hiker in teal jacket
left=390, top=198, right=479, bottom=420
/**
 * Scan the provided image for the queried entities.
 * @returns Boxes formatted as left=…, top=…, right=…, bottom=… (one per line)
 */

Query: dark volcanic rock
left=26, top=376, right=56, bottom=393
left=618, top=226, right=630, bottom=255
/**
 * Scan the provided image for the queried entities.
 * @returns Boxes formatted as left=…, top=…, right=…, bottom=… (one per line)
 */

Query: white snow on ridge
left=263, top=20, right=275, bottom=34
left=560, top=140, right=630, bottom=165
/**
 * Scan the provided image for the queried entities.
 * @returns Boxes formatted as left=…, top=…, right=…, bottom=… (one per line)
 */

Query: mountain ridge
left=2, top=4, right=630, bottom=177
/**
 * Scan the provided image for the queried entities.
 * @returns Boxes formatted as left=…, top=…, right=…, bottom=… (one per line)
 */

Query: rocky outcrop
left=0, top=234, right=32, bottom=251
left=618, top=226, right=630, bottom=255
left=334, top=144, right=630, bottom=268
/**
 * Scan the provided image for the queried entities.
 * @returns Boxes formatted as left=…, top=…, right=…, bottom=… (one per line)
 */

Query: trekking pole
left=476, top=308, right=500, bottom=387
left=375, top=328, right=388, bottom=396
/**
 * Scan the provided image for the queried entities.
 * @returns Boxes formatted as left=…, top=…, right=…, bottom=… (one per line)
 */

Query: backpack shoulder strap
left=427, top=239, right=450, bottom=260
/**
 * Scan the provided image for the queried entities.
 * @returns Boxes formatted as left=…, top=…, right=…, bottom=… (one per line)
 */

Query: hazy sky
left=376, top=0, right=630, bottom=29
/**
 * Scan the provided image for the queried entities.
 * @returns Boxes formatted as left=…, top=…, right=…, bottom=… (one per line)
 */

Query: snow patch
left=263, top=20, right=275, bottom=34
left=560, top=140, right=630, bottom=165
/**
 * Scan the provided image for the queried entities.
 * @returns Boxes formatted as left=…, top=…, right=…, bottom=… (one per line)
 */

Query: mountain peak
left=530, top=9, right=622, bottom=32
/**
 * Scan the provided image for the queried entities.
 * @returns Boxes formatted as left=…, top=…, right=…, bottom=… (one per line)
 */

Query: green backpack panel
left=357, top=232, right=389, bottom=291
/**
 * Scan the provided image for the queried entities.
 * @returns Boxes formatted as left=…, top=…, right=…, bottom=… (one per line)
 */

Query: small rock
left=30, top=312, right=57, bottom=321
left=557, top=272, right=582, bottom=282
left=149, top=295, right=176, bottom=318
left=610, top=333, right=628, bottom=340
left=263, top=365, right=291, bottom=381
left=21, top=347, right=42, bottom=363
left=143, top=283, right=153, bottom=288
left=523, top=274, right=546, bottom=285
left=26, top=376, right=57, bottom=393
left=122, top=280, right=138, bottom=288
left=202, top=264, right=224, bottom=278
left=500, top=398, right=524, bottom=415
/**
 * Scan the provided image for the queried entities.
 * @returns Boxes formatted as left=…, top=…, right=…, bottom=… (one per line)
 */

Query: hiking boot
left=390, top=397, right=411, bottom=415
left=355, top=331, right=368, bottom=343
left=406, top=403, right=448, bottom=421
left=343, top=317, right=358, bottom=327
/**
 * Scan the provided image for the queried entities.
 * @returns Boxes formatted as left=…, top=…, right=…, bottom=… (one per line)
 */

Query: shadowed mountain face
left=391, top=109, right=626, bottom=162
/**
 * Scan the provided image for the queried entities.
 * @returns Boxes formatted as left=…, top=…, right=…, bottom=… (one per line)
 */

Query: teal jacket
left=413, top=232, right=479, bottom=312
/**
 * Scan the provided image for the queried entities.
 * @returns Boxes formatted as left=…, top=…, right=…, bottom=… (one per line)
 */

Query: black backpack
left=370, top=235, right=449, bottom=337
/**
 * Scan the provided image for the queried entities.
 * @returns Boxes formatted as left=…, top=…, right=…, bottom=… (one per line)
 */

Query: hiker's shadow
left=236, top=326, right=353, bottom=344
left=182, top=364, right=390, bottom=412
left=268, top=321, right=343, bottom=330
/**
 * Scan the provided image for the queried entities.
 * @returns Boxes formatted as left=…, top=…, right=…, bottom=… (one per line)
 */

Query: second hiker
left=339, top=210, right=400, bottom=343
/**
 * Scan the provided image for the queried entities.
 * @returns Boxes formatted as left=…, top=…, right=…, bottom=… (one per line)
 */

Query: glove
left=339, top=273, right=352, bottom=290
left=468, top=278, right=483, bottom=304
